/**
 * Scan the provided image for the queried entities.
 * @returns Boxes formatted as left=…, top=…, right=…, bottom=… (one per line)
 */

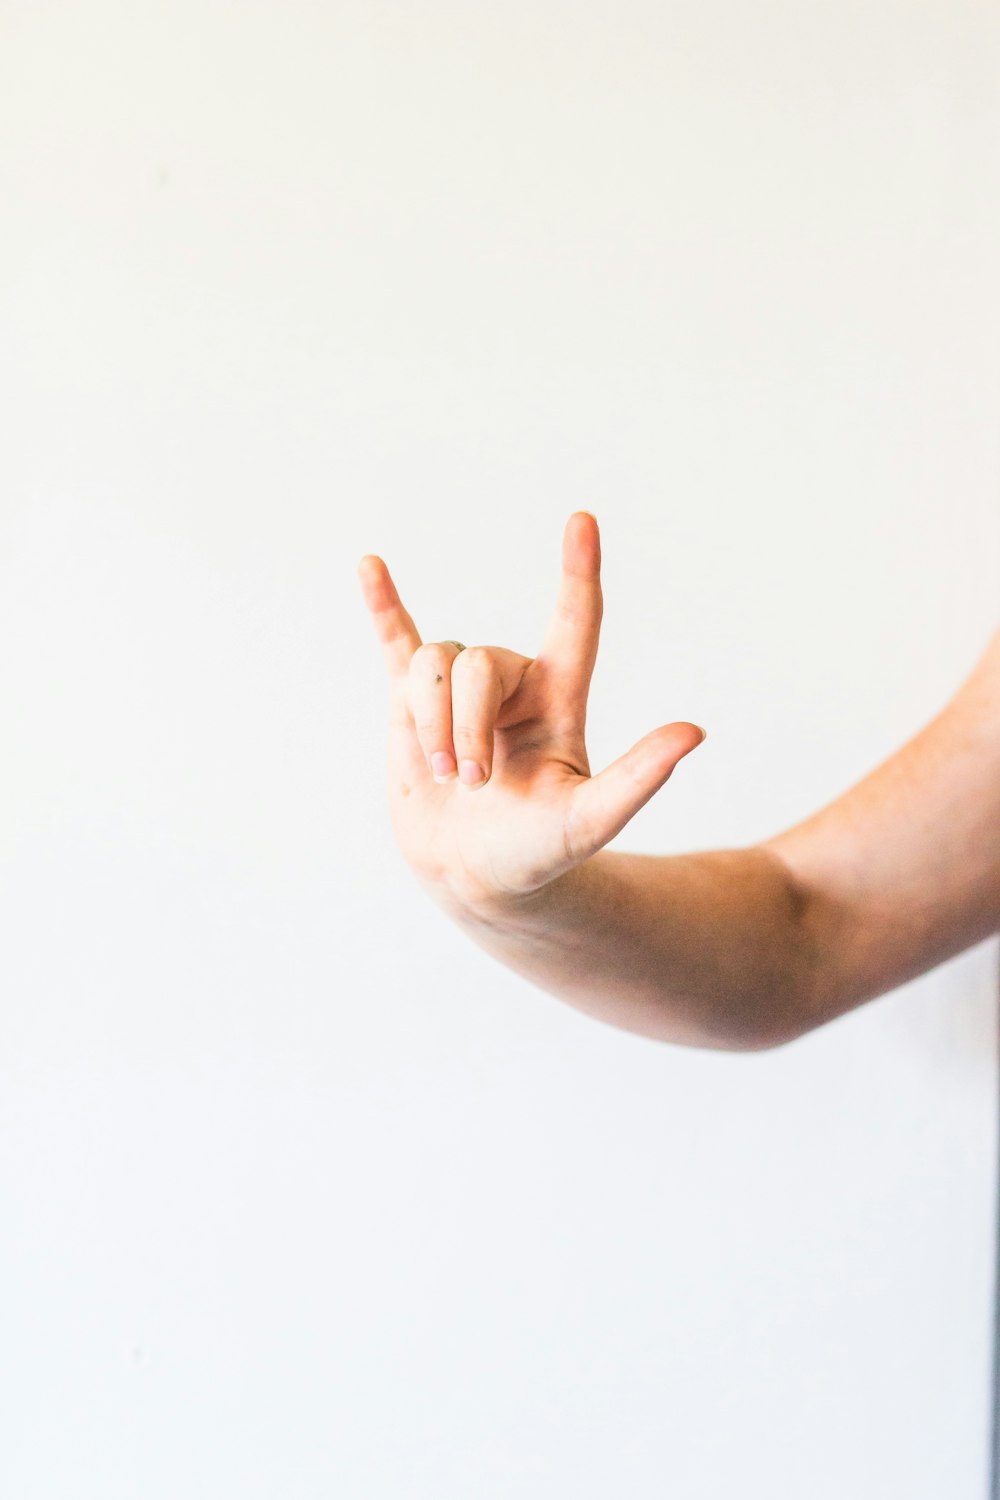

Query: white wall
left=2, top=3, right=999, bottom=1496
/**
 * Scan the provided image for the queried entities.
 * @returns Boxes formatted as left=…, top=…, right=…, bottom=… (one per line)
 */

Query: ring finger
left=407, top=641, right=466, bottom=782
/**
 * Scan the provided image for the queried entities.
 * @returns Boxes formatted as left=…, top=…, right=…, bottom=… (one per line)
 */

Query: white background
left=2, top=3, right=1000, bottom=1496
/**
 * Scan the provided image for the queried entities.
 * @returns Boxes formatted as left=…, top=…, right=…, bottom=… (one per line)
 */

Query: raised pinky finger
left=358, top=555, right=423, bottom=683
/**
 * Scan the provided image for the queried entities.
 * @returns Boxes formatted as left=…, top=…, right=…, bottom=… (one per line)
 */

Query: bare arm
left=761, top=623, right=1000, bottom=1036
left=423, top=845, right=814, bottom=1051
left=430, top=625, right=1000, bottom=1052
left=360, top=513, right=1000, bottom=1052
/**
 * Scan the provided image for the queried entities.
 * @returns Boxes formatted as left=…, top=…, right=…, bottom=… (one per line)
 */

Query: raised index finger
left=536, top=512, right=603, bottom=701
left=358, top=554, right=422, bottom=682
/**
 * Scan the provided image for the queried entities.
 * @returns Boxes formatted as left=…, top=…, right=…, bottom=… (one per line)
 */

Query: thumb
left=564, top=723, right=707, bottom=867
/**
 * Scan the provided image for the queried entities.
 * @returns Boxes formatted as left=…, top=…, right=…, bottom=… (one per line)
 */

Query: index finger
left=536, top=512, right=603, bottom=701
left=358, top=554, right=423, bottom=682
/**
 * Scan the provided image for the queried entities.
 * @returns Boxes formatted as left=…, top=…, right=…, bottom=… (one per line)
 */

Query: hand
left=358, top=512, right=706, bottom=915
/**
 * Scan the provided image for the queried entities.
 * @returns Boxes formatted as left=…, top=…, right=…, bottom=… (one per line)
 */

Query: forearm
left=425, top=846, right=819, bottom=1052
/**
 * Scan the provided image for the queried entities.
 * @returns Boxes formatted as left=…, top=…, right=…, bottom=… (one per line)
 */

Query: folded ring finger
left=407, top=641, right=465, bottom=782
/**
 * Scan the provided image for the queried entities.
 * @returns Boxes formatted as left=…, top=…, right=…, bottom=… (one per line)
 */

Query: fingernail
left=431, top=751, right=457, bottom=782
left=459, top=759, right=486, bottom=787
left=696, top=725, right=708, bottom=742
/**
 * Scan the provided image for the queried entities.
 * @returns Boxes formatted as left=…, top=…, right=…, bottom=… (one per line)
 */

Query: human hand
left=358, top=512, right=706, bottom=916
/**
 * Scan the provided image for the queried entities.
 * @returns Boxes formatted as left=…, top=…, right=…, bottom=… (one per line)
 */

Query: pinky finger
left=358, top=555, right=423, bottom=684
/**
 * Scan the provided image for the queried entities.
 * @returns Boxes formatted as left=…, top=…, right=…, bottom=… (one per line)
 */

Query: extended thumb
left=564, top=723, right=706, bottom=868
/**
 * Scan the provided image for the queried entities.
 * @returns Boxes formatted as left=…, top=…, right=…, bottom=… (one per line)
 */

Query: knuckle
left=414, top=715, right=447, bottom=740
left=452, top=721, right=483, bottom=748
left=411, top=641, right=452, bottom=675
left=454, top=645, right=493, bottom=675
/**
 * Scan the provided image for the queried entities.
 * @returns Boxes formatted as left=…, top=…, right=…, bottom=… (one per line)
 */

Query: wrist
left=415, top=853, right=607, bottom=937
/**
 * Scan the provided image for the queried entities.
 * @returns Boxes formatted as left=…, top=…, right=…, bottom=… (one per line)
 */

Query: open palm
left=358, top=512, right=705, bottom=914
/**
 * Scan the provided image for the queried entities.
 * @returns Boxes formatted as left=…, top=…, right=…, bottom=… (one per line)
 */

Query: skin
left=358, top=511, right=1000, bottom=1050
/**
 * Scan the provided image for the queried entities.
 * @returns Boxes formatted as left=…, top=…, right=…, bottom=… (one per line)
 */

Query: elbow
left=741, top=1019, right=811, bottom=1053
left=688, top=1004, right=809, bottom=1054
left=735, top=1026, right=808, bottom=1056
left=724, top=988, right=818, bottom=1053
